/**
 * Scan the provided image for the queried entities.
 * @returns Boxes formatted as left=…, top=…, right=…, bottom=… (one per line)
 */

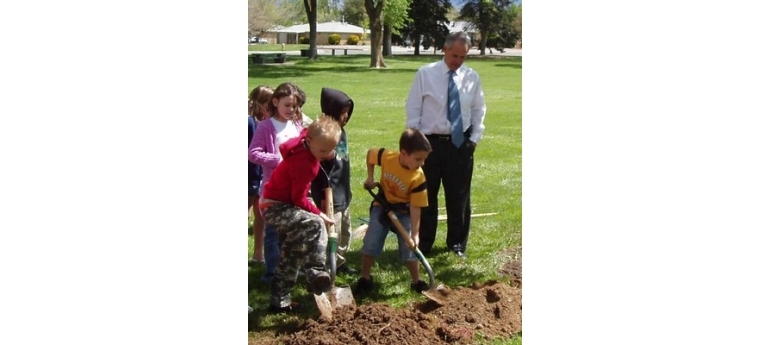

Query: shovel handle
left=325, top=188, right=338, bottom=284
left=364, top=184, right=415, bottom=249
left=325, top=188, right=337, bottom=239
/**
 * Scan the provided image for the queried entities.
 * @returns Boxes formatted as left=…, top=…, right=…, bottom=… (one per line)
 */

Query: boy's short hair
left=399, top=128, right=431, bottom=154
left=307, top=115, right=342, bottom=143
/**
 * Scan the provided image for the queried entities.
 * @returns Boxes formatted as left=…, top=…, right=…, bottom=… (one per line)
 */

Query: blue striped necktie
left=447, top=70, right=464, bottom=148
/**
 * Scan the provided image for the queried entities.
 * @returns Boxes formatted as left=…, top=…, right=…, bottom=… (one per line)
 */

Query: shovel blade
left=313, top=285, right=356, bottom=320
left=332, top=285, right=356, bottom=308
left=421, top=284, right=451, bottom=306
left=314, top=292, right=334, bottom=320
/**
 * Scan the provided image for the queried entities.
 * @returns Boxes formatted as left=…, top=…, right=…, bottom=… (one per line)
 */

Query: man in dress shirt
left=405, top=31, right=487, bottom=261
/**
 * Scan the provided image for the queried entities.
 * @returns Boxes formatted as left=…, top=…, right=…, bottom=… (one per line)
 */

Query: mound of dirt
left=498, top=247, right=522, bottom=288
left=252, top=247, right=523, bottom=345
left=281, top=281, right=521, bottom=344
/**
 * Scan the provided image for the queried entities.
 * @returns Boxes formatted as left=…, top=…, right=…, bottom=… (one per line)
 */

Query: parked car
left=249, top=37, right=269, bottom=44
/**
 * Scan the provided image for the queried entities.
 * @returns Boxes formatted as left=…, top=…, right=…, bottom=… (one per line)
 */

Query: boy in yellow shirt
left=354, top=128, right=432, bottom=294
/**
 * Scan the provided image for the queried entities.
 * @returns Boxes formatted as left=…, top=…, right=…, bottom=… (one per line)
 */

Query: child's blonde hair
left=248, top=85, right=274, bottom=121
left=307, top=115, right=342, bottom=143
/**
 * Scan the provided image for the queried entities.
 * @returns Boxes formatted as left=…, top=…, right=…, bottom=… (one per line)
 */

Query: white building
left=265, top=21, right=367, bottom=44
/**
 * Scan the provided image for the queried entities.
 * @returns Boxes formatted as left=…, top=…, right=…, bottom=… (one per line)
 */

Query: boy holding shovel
left=354, top=128, right=433, bottom=295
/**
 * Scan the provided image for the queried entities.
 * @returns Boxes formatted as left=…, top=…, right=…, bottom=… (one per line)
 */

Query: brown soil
left=250, top=247, right=522, bottom=345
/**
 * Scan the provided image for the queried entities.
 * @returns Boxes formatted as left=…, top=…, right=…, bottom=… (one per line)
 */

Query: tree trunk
left=369, top=17, right=386, bottom=67
left=383, top=25, right=392, bottom=56
left=478, top=29, right=488, bottom=56
left=304, top=0, right=318, bottom=59
left=412, top=34, right=420, bottom=55
left=365, top=0, right=386, bottom=68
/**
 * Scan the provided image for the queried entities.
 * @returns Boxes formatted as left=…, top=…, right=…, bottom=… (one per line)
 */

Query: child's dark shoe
left=411, top=280, right=429, bottom=293
left=337, top=264, right=358, bottom=275
left=353, top=276, right=374, bottom=295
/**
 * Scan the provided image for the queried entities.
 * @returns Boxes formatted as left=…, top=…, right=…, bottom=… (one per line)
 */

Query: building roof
left=269, top=21, right=365, bottom=34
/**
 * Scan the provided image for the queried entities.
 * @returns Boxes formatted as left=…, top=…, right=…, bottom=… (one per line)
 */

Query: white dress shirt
left=406, top=59, right=487, bottom=144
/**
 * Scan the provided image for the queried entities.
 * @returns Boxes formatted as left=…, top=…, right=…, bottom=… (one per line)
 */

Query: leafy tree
left=459, top=0, right=514, bottom=55
left=513, top=5, right=521, bottom=45
left=400, top=0, right=452, bottom=55
left=248, top=0, right=303, bottom=39
left=382, top=0, right=411, bottom=56
left=484, top=3, right=520, bottom=53
left=341, top=0, right=367, bottom=27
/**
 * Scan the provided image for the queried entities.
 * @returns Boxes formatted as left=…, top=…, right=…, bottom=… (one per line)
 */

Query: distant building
left=263, top=21, right=367, bottom=45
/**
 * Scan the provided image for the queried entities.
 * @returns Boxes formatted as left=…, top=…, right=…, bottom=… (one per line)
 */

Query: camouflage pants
left=262, top=202, right=328, bottom=308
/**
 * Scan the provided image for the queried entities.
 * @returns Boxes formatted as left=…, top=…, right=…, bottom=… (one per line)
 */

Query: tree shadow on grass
left=494, top=56, right=522, bottom=69
left=495, top=62, right=522, bottom=69
left=248, top=55, right=445, bottom=79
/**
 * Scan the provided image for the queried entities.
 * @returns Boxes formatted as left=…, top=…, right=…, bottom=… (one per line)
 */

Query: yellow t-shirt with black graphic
left=366, top=148, right=428, bottom=207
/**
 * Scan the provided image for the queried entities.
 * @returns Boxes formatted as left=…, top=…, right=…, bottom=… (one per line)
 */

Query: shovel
left=314, top=187, right=355, bottom=319
left=365, top=184, right=450, bottom=306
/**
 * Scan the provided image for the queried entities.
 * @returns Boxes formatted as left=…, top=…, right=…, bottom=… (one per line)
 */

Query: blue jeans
left=361, top=205, right=416, bottom=263
left=261, top=224, right=280, bottom=284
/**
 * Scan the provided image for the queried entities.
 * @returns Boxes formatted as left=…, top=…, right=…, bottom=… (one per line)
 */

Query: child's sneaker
left=268, top=301, right=303, bottom=313
left=411, top=280, right=429, bottom=293
left=353, top=276, right=374, bottom=295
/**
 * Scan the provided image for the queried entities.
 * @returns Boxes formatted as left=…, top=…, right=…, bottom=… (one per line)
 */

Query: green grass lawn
left=247, top=55, right=521, bottom=344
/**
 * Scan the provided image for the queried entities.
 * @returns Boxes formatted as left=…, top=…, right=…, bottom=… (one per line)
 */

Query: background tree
left=483, top=2, right=520, bottom=53
left=364, top=0, right=386, bottom=67
left=341, top=0, right=367, bottom=27
left=400, top=0, right=452, bottom=55
left=459, top=0, right=513, bottom=55
left=304, top=0, right=320, bottom=59
left=302, top=0, right=335, bottom=59
left=382, top=0, right=411, bottom=56
left=513, top=5, right=521, bottom=46
left=248, top=0, right=303, bottom=39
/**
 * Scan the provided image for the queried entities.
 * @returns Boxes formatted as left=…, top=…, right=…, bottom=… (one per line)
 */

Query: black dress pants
left=418, top=133, right=474, bottom=254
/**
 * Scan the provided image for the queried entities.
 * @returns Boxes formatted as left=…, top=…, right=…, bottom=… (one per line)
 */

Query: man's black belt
left=425, top=128, right=471, bottom=141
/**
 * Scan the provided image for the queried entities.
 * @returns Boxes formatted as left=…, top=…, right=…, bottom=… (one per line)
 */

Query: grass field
left=247, top=54, right=521, bottom=344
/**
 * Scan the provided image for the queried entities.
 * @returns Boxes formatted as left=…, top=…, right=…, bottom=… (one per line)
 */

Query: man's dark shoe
left=268, top=301, right=303, bottom=313
left=337, top=265, right=358, bottom=275
left=353, top=276, right=374, bottom=295
left=309, top=273, right=332, bottom=295
left=411, top=280, right=430, bottom=293
left=453, top=250, right=467, bottom=261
